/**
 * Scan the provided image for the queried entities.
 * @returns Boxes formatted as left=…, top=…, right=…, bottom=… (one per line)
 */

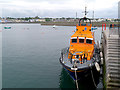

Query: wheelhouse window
left=79, top=39, right=84, bottom=43
left=86, top=39, right=92, bottom=44
left=81, top=24, right=86, bottom=26
left=72, top=39, right=77, bottom=43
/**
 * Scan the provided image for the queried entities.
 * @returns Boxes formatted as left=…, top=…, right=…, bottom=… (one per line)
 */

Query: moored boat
left=59, top=8, right=101, bottom=81
left=4, top=26, right=11, bottom=29
left=91, top=27, right=97, bottom=30
left=53, top=25, right=56, bottom=28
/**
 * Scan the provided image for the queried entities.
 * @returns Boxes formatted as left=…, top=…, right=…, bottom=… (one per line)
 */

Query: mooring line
left=75, top=69, right=79, bottom=90
left=90, top=65, right=97, bottom=88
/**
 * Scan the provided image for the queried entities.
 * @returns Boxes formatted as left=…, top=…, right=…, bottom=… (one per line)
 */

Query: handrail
left=102, top=23, right=106, bottom=30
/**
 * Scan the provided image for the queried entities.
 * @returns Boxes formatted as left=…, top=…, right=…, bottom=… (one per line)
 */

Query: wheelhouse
left=70, top=37, right=93, bottom=44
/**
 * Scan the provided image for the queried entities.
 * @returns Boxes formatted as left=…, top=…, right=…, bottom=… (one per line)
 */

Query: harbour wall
left=101, top=28, right=120, bottom=89
left=1, top=22, right=119, bottom=27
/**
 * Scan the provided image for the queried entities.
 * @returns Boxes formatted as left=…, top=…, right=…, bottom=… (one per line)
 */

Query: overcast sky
left=0, top=0, right=119, bottom=18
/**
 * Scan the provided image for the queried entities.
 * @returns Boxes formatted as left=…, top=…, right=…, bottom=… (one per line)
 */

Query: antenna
left=82, top=6, right=88, bottom=18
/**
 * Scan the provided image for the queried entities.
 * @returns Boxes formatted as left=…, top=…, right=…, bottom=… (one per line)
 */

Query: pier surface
left=102, top=28, right=120, bottom=89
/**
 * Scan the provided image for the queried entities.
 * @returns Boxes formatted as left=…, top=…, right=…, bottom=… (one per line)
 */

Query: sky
left=0, top=0, right=119, bottom=18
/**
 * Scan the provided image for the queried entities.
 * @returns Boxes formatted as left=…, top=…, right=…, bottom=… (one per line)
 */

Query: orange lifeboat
left=60, top=7, right=101, bottom=81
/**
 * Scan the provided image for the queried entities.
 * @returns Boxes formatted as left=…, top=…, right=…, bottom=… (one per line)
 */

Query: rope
left=74, top=61, right=79, bottom=90
left=75, top=69, right=79, bottom=90
left=90, top=65, right=97, bottom=88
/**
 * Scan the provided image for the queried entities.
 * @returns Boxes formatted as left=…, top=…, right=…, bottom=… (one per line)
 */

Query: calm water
left=2, top=24, right=102, bottom=89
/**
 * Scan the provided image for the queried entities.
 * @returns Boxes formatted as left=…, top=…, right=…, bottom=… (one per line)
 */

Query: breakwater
left=1, top=21, right=118, bottom=27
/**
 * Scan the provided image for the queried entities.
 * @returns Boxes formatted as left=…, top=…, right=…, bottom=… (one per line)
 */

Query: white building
left=118, top=1, right=120, bottom=18
left=118, top=1, right=120, bottom=36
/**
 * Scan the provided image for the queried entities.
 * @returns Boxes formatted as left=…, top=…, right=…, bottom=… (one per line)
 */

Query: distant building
left=118, top=1, right=120, bottom=18
left=36, top=19, right=46, bottom=22
left=118, top=1, right=120, bottom=36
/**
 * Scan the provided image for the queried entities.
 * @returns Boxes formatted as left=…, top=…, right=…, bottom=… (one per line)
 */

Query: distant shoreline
left=1, top=22, right=41, bottom=24
left=1, top=21, right=119, bottom=27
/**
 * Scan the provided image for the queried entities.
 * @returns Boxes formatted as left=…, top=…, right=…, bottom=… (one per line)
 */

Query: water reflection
left=59, top=68, right=75, bottom=88
left=59, top=68, right=100, bottom=90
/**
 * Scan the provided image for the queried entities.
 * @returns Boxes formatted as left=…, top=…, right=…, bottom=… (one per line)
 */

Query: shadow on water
left=59, top=68, right=101, bottom=90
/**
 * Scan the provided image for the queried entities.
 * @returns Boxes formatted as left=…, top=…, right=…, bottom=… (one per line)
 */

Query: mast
left=93, top=11, right=94, bottom=20
left=92, top=10, right=94, bottom=26
left=84, top=6, right=88, bottom=18
left=76, top=12, right=77, bottom=19
left=76, top=12, right=77, bottom=24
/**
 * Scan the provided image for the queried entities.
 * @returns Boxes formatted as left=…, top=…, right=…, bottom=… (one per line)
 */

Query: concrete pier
left=101, top=28, right=120, bottom=89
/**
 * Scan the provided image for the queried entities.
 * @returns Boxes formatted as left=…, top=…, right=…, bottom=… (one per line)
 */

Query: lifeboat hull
left=60, top=58, right=99, bottom=81
left=59, top=47, right=100, bottom=81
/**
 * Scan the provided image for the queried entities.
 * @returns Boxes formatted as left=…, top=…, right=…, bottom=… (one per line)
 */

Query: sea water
left=2, top=24, right=102, bottom=89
